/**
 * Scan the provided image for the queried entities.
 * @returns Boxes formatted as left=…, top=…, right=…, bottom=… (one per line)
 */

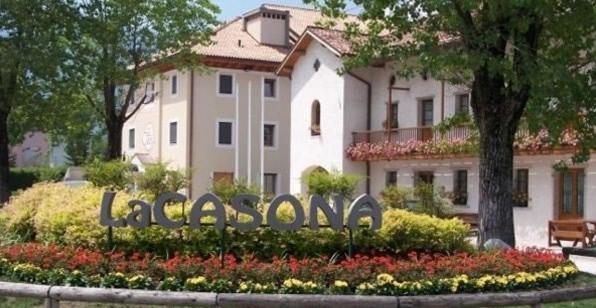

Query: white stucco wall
left=289, top=42, right=346, bottom=195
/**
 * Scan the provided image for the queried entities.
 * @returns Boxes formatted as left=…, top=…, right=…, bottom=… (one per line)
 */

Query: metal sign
left=100, top=192, right=383, bottom=231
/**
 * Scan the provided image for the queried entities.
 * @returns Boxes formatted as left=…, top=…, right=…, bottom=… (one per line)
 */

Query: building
left=10, top=132, right=68, bottom=167
left=123, top=4, right=357, bottom=198
left=277, top=26, right=593, bottom=248
left=124, top=4, right=592, bottom=247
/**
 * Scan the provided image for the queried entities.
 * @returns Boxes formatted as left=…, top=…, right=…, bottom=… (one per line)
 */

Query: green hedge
left=0, top=183, right=472, bottom=257
left=8, top=167, right=67, bottom=193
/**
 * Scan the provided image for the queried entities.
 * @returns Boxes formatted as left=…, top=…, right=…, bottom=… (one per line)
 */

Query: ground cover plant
left=0, top=243, right=578, bottom=296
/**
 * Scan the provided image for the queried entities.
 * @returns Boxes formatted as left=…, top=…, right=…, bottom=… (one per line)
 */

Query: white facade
left=284, top=31, right=595, bottom=248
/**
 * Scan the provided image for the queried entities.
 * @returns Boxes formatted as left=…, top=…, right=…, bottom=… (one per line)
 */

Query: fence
left=1, top=281, right=596, bottom=307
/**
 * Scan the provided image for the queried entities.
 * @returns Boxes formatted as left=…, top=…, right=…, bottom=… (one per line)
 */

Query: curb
left=0, top=281, right=595, bottom=307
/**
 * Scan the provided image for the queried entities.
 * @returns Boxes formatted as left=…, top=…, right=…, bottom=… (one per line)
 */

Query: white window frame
left=128, top=127, right=136, bottom=149
left=168, top=119, right=179, bottom=146
left=262, top=76, right=279, bottom=101
left=170, top=74, right=178, bottom=97
left=263, top=121, right=278, bottom=150
left=216, top=72, right=235, bottom=97
left=215, top=119, right=235, bottom=148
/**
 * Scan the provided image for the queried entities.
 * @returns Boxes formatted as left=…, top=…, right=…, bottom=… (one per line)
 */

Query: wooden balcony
left=352, top=126, right=472, bottom=144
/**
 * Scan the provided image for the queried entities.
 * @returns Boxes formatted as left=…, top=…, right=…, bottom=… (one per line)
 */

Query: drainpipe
left=441, top=80, right=445, bottom=121
left=347, top=72, right=371, bottom=194
left=187, top=70, right=194, bottom=199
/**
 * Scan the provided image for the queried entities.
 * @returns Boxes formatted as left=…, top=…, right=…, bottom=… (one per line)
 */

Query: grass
left=0, top=274, right=594, bottom=307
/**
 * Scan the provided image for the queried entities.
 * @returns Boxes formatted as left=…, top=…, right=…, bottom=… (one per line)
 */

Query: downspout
left=347, top=72, right=371, bottom=194
left=187, top=70, right=194, bottom=199
left=440, top=80, right=445, bottom=121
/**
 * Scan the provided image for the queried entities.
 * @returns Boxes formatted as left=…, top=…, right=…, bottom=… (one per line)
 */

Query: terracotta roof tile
left=193, top=4, right=362, bottom=63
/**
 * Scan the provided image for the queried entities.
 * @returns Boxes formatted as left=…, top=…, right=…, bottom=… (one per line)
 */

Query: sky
left=215, top=0, right=358, bottom=21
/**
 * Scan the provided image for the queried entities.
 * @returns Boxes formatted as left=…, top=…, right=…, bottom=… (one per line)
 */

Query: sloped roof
left=192, top=4, right=361, bottom=64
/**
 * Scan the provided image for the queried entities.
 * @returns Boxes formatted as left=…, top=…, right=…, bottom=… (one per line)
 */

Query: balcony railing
left=352, top=126, right=473, bottom=144
left=348, top=126, right=576, bottom=161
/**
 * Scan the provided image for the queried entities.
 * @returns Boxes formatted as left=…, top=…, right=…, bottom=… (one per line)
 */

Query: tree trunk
left=0, top=111, right=10, bottom=204
left=476, top=110, right=517, bottom=248
left=106, top=121, right=123, bottom=160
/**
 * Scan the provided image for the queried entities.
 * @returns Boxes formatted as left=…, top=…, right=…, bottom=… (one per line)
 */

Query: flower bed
left=0, top=243, right=578, bottom=295
left=347, top=129, right=579, bottom=161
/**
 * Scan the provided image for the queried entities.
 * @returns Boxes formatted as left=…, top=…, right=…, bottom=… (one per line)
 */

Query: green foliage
left=379, top=209, right=471, bottom=253
left=379, top=184, right=453, bottom=218
left=210, top=178, right=261, bottom=205
left=380, top=185, right=411, bottom=210
left=8, top=166, right=66, bottom=193
left=304, top=170, right=361, bottom=199
left=84, top=159, right=133, bottom=191
left=135, top=162, right=190, bottom=201
left=434, top=112, right=476, bottom=134
left=0, top=183, right=471, bottom=258
left=412, top=183, right=454, bottom=218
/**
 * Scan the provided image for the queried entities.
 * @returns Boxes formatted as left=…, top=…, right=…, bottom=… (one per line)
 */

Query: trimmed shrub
left=303, top=170, right=361, bottom=199
left=380, top=209, right=470, bottom=253
left=85, top=159, right=133, bottom=190
left=0, top=183, right=471, bottom=257
left=210, top=179, right=260, bottom=205
left=135, top=163, right=190, bottom=202
left=8, top=166, right=67, bottom=193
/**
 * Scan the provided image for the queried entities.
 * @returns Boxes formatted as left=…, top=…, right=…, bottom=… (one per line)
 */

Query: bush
left=0, top=183, right=471, bottom=257
left=304, top=170, right=360, bottom=199
left=135, top=163, right=190, bottom=201
left=210, top=179, right=260, bottom=205
left=8, top=166, right=67, bottom=193
left=412, top=183, right=454, bottom=218
left=380, top=186, right=411, bottom=209
left=85, top=159, right=133, bottom=191
left=380, top=209, right=470, bottom=253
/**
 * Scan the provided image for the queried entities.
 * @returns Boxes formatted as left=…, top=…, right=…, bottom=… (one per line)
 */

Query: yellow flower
left=357, top=282, right=374, bottom=290
left=376, top=273, right=395, bottom=285
left=334, top=280, right=348, bottom=288
left=187, top=276, right=207, bottom=285
left=239, top=282, right=249, bottom=291
left=283, top=278, right=303, bottom=288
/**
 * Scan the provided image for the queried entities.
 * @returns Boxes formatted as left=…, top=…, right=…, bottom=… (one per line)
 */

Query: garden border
left=0, top=281, right=595, bottom=307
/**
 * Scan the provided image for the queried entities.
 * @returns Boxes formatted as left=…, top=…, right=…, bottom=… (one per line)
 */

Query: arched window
left=311, top=100, right=321, bottom=136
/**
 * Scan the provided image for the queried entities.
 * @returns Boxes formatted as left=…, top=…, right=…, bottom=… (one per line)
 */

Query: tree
left=69, top=0, right=219, bottom=159
left=307, top=0, right=595, bottom=246
left=0, top=0, right=73, bottom=203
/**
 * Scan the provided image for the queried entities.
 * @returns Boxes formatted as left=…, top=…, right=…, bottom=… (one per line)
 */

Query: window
left=213, top=172, right=234, bottom=185
left=311, top=100, right=321, bottom=136
left=389, top=101, right=398, bottom=128
left=169, top=122, right=178, bottom=145
left=218, top=74, right=233, bottom=95
left=264, top=124, right=276, bottom=147
left=421, top=99, right=434, bottom=126
left=386, top=171, right=398, bottom=187
left=455, top=94, right=470, bottom=114
left=147, top=82, right=155, bottom=102
left=264, top=173, right=277, bottom=196
left=264, top=78, right=276, bottom=98
left=217, top=121, right=233, bottom=146
left=128, top=128, right=135, bottom=149
left=415, top=171, right=434, bottom=186
left=171, top=75, right=177, bottom=95
left=453, top=170, right=468, bottom=205
left=513, top=169, right=529, bottom=207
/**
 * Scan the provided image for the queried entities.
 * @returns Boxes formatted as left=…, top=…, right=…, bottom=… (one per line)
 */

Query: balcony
left=348, top=126, right=578, bottom=161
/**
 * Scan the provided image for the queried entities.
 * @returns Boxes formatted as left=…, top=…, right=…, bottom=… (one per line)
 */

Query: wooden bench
left=451, top=213, right=479, bottom=237
left=548, top=220, right=596, bottom=248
